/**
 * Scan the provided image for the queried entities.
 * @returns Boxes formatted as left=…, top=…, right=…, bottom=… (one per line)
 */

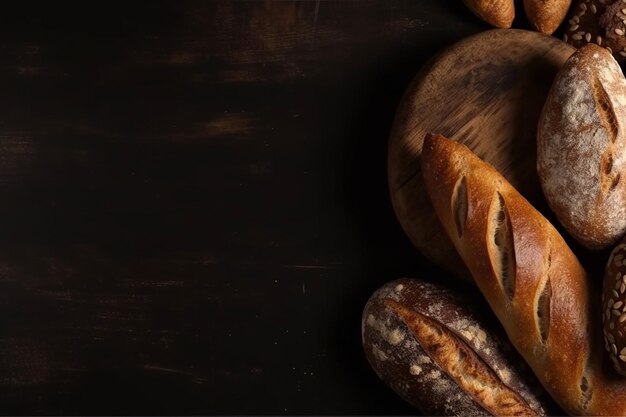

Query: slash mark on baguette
left=452, top=176, right=468, bottom=238
left=593, top=77, right=618, bottom=143
left=579, top=354, right=593, bottom=412
left=384, top=298, right=537, bottom=417
left=579, top=349, right=593, bottom=410
left=580, top=373, right=592, bottom=410
left=536, top=262, right=552, bottom=346
left=489, top=192, right=516, bottom=301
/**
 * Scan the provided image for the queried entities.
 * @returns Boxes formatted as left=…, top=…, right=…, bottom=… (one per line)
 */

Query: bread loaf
left=362, top=278, right=556, bottom=416
left=563, top=0, right=626, bottom=63
left=602, top=240, right=626, bottom=375
left=537, top=43, right=626, bottom=250
left=421, top=133, right=626, bottom=416
left=461, top=0, right=515, bottom=28
left=524, top=0, right=572, bottom=34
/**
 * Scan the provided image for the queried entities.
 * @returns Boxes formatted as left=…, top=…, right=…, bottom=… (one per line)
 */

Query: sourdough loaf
left=537, top=43, right=626, bottom=250
left=362, top=278, right=555, bottom=416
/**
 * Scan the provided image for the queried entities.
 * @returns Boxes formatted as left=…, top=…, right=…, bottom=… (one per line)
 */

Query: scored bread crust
left=421, top=133, right=626, bottom=416
left=524, top=0, right=572, bottom=34
left=362, top=278, right=553, bottom=416
left=462, top=0, right=515, bottom=28
left=537, top=43, right=626, bottom=250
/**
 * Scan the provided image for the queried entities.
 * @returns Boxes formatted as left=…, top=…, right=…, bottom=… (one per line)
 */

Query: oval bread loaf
left=537, top=43, right=626, bottom=250
left=362, top=277, right=556, bottom=416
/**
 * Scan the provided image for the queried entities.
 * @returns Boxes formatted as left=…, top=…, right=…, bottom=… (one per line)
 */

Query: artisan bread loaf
left=462, top=0, right=515, bottom=28
left=537, top=43, right=626, bottom=250
left=421, top=133, right=626, bottom=416
left=362, top=278, right=555, bottom=416
left=524, top=0, right=572, bottom=34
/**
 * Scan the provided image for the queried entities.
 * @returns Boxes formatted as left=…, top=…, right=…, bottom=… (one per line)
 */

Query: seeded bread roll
left=461, top=0, right=515, bottom=28
left=602, top=240, right=626, bottom=375
left=421, top=132, right=626, bottom=416
left=563, top=0, right=626, bottom=62
left=599, top=0, right=626, bottom=55
left=537, top=43, right=626, bottom=250
left=524, top=0, right=572, bottom=34
left=362, top=278, right=556, bottom=416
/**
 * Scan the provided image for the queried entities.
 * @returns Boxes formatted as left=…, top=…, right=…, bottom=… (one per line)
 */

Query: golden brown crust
left=462, top=0, right=515, bottom=28
left=421, top=134, right=615, bottom=415
left=524, top=0, right=572, bottom=34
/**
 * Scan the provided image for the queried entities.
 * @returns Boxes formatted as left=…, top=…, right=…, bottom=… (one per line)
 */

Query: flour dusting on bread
left=537, top=43, right=626, bottom=249
left=362, top=278, right=551, bottom=416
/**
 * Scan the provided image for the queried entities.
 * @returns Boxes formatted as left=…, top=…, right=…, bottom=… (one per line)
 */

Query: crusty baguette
left=362, top=278, right=556, bottom=416
left=462, top=0, right=515, bottom=28
left=421, top=133, right=626, bottom=416
left=537, top=44, right=626, bottom=250
left=524, top=0, right=572, bottom=34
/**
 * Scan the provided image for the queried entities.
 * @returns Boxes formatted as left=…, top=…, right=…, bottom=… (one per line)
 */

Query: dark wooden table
left=0, top=1, right=510, bottom=414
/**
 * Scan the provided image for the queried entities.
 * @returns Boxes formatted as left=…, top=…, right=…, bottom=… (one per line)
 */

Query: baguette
left=421, top=133, right=626, bottom=415
left=362, top=278, right=555, bottom=416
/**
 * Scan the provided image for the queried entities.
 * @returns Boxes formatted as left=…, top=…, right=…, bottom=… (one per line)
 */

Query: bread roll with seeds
left=602, top=241, right=626, bottom=375
left=524, top=0, right=572, bottom=34
left=563, top=0, right=626, bottom=63
left=537, top=43, right=626, bottom=250
left=362, top=278, right=556, bottom=416
left=461, top=0, right=515, bottom=28
left=421, top=133, right=626, bottom=416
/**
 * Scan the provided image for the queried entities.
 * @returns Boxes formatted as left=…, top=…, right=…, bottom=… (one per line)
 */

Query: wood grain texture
left=0, top=0, right=489, bottom=414
left=389, top=29, right=575, bottom=281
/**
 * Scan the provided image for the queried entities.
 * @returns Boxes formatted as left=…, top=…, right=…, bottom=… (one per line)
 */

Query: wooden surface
left=0, top=1, right=547, bottom=415
left=389, top=29, right=575, bottom=281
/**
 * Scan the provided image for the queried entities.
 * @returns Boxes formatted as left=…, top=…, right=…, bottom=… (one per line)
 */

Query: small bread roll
left=461, top=0, right=515, bottom=28
left=524, top=0, right=572, bottom=34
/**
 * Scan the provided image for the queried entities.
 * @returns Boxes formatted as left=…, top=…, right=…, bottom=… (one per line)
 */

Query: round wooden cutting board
left=389, top=29, right=576, bottom=281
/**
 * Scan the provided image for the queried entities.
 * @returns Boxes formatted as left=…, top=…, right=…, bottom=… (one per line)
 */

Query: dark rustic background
left=0, top=1, right=523, bottom=414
